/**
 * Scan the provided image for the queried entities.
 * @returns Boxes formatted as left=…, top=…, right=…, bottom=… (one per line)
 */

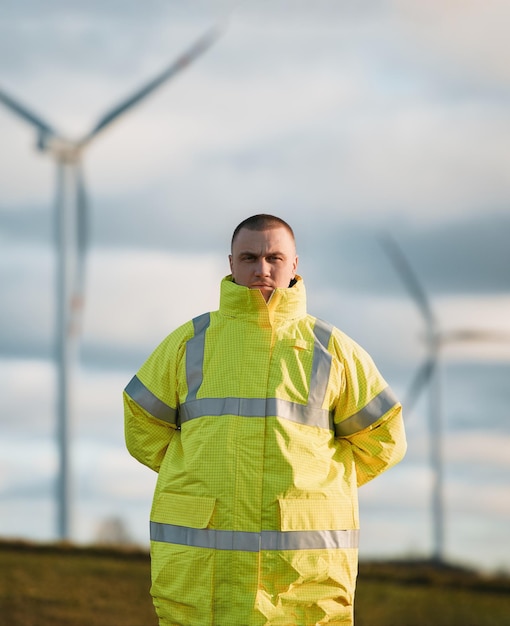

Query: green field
left=1, top=540, right=509, bottom=626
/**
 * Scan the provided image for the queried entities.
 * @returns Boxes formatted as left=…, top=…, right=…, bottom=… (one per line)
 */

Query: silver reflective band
left=186, top=312, right=211, bottom=402
left=334, top=386, right=398, bottom=437
left=180, top=316, right=335, bottom=429
left=150, top=522, right=359, bottom=551
left=180, top=397, right=334, bottom=431
left=308, top=318, right=333, bottom=408
left=124, top=375, right=177, bottom=425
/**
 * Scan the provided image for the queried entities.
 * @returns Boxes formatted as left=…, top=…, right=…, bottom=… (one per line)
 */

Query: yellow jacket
left=124, top=275, right=406, bottom=626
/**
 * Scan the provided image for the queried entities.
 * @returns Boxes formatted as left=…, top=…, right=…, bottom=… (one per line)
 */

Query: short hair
left=231, top=214, right=295, bottom=250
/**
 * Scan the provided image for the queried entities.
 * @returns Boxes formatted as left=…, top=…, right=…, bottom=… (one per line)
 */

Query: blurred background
left=1, top=0, right=509, bottom=573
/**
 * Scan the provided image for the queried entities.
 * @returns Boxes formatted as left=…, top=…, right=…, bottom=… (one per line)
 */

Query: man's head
left=229, top=214, right=298, bottom=302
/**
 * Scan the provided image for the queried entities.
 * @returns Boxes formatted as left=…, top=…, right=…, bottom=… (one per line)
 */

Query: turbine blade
left=379, top=233, right=436, bottom=329
left=81, top=23, right=225, bottom=146
left=0, top=87, right=57, bottom=137
left=404, top=358, right=435, bottom=413
left=441, top=329, right=510, bottom=344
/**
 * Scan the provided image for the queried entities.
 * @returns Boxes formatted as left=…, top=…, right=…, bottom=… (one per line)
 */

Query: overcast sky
left=1, top=0, right=509, bottom=570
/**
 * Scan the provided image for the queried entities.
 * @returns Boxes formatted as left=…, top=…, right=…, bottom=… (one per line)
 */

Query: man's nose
left=254, top=259, right=270, bottom=275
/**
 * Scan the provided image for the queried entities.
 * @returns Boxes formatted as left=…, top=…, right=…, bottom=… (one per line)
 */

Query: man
left=124, top=214, right=406, bottom=625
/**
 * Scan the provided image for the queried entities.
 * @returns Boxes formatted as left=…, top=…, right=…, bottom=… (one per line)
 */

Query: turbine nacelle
left=38, top=133, right=83, bottom=163
left=417, top=328, right=510, bottom=350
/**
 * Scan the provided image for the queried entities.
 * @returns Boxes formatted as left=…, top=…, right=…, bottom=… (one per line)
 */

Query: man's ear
left=228, top=254, right=233, bottom=275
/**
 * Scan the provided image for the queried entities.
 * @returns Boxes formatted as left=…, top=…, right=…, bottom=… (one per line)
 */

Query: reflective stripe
left=308, top=318, right=333, bottom=408
left=150, top=521, right=359, bottom=551
left=186, top=313, right=211, bottom=401
left=180, top=397, right=334, bottom=431
left=179, top=316, right=334, bottom=429
left=334, top=386, right=398, bottom=437
left=261, top=528, right=358, bottom=550
left=124, top=375, right=177, bottom=425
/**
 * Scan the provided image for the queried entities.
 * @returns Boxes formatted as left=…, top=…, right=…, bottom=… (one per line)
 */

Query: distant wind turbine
left=380, top=234, right=509, bottom=563
left=0, top=25, right=224, bottom=540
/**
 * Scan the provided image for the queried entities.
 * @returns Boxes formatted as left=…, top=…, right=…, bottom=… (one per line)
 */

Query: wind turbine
left=0, top=25, right=224, bottom=540
left=380, top=234, right=509, bottom=563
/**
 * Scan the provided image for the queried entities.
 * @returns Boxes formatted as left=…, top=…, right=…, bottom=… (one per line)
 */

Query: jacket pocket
left=151, top=493, right=216, bottom=528
left=278, top=498, right=356, bottom=531
left=284, top=338, right=311, bottom=351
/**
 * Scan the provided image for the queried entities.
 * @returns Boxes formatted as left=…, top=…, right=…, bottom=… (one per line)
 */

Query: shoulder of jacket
left=329, top=327, right=377, bottom=371
left=313, top=319, right=369, bottom=358
left=154, top=316, right=202, bottom=353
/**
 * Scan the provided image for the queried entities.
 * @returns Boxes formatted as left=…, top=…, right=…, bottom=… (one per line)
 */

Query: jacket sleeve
left=343, top=403, right=406, bottom=487
left=123, top=392, right=176, bottom=473
left=123, top=323, right=190, bottom=473
left=331, top=331, right=407, bottom=487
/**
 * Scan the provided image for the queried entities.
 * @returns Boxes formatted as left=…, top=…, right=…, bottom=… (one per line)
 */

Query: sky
left=0, top=0, right=509, bottom=572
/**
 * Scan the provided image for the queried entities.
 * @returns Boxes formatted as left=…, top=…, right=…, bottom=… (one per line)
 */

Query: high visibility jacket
left=124, top=275, right=406, bottom=626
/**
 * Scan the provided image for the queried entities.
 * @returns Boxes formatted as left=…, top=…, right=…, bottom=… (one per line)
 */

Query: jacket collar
left=219, top=274, right=307, bottom=322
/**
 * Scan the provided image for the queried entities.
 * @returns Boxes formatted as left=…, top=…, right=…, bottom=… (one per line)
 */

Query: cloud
left=0, top=243, right=228, bottom=364
left=2, top=1, right=509, bottom=222
left=0, top=244, right=54, bottom=357
left=80, top=248, right=226, bottom=366
left=1, top=223, right=509, bottom=369
left=1, top=348, right=509, bottom=568
left=0, top=359, right=55, bottom=433
left=301, top=215, right=510, bottom=297
left=385, top=217, right=510, bottom=295
left=1, top=0, right=510, bottom=569
left=2, top=230, right=509, bottom=368
left=392, top=0, right=510, bottom=85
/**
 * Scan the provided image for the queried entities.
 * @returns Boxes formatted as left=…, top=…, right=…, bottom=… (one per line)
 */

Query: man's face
left=229, top=226, right=298, bottom=302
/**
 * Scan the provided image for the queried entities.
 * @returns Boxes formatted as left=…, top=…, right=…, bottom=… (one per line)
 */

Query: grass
left=1, top=540, right=509, bottom=625
left=0, top=541, right=157, bottom=626
left=355, top=561, right=510, bottom=626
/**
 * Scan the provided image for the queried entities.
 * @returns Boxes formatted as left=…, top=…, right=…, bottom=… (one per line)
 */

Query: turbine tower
left=0, top=25, right=223, bottom=540
left=380, top=234, right=507, bottom=563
